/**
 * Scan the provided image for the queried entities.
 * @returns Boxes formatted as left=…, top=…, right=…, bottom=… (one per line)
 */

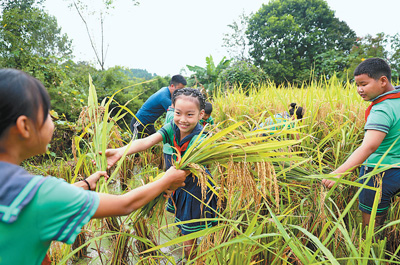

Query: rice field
left=32, top=76, right=400, bottom=264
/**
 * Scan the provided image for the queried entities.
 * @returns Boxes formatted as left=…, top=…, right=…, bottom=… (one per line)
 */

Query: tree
left=69, top=0, right=139, bottom=70
left=0, top=0, right=73, bottom=85
left=218, top=60, right=267, bottom=90
left=0, top=0, right=72, bottom=62
left=186, top=55, right=231, bottom=93
left=247, top=0, right=356, bottom=84
left=222, top=11, right=251, bottom=62
left=346, top=33, right=400, bottom=81
left=124, top=68, right=157, bottom=80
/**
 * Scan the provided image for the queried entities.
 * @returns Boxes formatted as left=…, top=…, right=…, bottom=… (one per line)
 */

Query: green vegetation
left=247, top=0, right=357, bottom=84
left=2, top=0, right=400, bottom=263
left=35, top=78, right=400, bottom=264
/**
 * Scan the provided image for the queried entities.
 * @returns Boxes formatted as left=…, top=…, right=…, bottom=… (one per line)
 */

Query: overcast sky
left=45, top=0, right=400, bottom=76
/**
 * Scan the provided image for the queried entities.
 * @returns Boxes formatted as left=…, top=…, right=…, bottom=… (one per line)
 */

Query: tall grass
left=41, top=77, right=400, bottom=264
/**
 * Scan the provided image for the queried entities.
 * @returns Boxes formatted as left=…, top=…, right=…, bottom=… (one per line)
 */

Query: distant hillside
left=124, top=69, right=157, bottom=80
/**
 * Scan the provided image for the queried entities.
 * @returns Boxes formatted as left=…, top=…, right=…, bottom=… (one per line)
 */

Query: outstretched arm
left=104, top=132, right=163, bottom=169
left=72, top=171, right=108, bottom=190
left=92, top=166, right=187, bottom=218
left=322, top=129, right=386, bottom=188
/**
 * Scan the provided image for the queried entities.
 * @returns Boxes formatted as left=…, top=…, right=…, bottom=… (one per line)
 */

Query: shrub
left=218, top=60, right=267, bottom=90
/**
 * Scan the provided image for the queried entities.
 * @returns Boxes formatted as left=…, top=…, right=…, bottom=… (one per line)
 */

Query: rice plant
left=33, top=76, right=400, bottom=264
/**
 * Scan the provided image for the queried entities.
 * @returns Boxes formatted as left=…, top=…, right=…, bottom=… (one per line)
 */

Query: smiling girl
left=104, top=88, right=218, bottom=259
left=0, top=69, right=186, bottom=265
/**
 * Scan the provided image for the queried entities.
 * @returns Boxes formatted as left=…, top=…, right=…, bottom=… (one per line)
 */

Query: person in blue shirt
left=130, top=74, right=186, bottom=138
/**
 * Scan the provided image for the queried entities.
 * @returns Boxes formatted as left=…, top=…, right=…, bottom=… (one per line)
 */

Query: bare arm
left=92, top=167, right=187, bottom=218
left=104, top=132, right=163, bottom=169
left=72, top=171, right=108, bottom=190
left=322, top=130, right=386, bottom=188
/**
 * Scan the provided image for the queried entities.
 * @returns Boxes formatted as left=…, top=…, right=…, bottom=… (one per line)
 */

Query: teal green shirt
left=0, top=176, right=99, bottom=265
left=163, top=107, right=175, bottom=155
left=260, top=112, right=294, bottom=131
left=364, top=95, right=400, bottom=167
left=158, top=122, right=206, bottom=161
left=199, top=116, right=214, bottom=126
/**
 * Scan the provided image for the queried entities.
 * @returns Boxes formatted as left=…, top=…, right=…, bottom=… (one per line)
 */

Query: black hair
left=204, top=102, right=213, bottom=115
left=0, top=69, right=51, bottom=138
left=170, top=74, right=187, bottom=86
left=354, top=58, right=392, bottom=82
left=289, top=103, right=304, bottom=119
left=172, top=87, right=205, bottom=111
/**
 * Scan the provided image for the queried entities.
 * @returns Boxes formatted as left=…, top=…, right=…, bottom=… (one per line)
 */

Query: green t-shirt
left=199, top=116, right=214, bottom=126
left=163, top=107, right=175, bottom=155
left=0, top=176, right=99, bottom=265
left=364, top=96, right=400, bottom=166
left=158, top=122, right=205, bottom=160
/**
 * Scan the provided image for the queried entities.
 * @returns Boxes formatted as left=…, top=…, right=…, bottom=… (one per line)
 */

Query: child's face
left=174, top=96, right=204, bottom=139
left=202, top=113, right=210, bottom=120
left=355, top=74, right=388, bottom=101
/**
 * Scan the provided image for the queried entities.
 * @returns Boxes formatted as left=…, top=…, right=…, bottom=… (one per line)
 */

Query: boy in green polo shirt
left=322, top=58, right=400, bottom=228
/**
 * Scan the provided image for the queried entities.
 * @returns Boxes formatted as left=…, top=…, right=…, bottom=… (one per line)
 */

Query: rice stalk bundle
left=73, top=75, right=155, bottom=193
left=134, top=119, right=302, bottom=231
left=174, top=120, right=303, bottom=201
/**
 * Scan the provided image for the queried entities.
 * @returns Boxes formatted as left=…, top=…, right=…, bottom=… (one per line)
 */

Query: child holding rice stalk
left=104, top=88, right=218, bottom=260
left=322, top=58, right=400, bottom=228
left=0, top=69, right=187, bottom=265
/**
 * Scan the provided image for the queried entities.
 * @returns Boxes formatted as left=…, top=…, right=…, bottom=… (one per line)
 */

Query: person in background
left=0, top=69, right=187, bottom=265
left=259, top=103, right=304, bottom=131
left=199, top=101, right=214, bottom=127
left=322, top=58, right=400, bottom=229
left=130, top=74, right=186, bottom=138
left=162, top=105, right=175, bottom=170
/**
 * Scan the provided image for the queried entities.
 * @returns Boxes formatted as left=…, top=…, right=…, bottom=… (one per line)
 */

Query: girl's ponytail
left=288, top=102, right=304, bottom=119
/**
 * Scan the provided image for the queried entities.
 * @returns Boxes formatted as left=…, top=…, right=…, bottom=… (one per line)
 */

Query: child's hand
left=322, top=175, right=340, bottom=189
left=86, top=171, right=109, bottom=190
left=163, top=166, right=188, bottom=191
left=100, top=148, right=123, bottom=169
left=163, top=189, right=174, bottom=198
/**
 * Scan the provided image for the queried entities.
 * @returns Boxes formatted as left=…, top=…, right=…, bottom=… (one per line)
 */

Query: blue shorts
left=358, top=166, right=400, bottom=215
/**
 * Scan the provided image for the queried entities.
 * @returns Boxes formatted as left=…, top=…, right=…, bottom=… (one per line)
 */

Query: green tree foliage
left=0, top=0, right=73, bottom=88
left=186, top=55, right=230, bottom=92
left=92, top=68, right=169, bottom=129
left=0, top=0, right=72, bottom=63
left=247, top=0, right=356, bottom=84
left=346, top=33, right=400, bottom=81
left=123, top=68, right=157, bottom=80
left=218, top=60, right=267, bottom=90
left=0, top=0, right=44, bottom=11
left=46, top=61, right=99, bottom=121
